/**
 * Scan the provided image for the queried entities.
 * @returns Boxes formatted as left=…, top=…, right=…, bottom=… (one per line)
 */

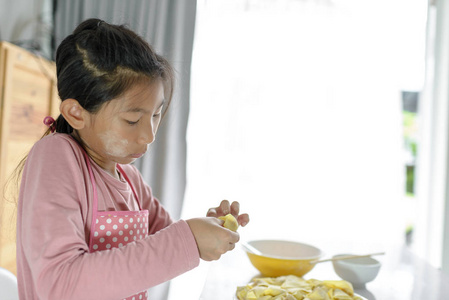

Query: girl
left=16, top=18, right=249, bottom=300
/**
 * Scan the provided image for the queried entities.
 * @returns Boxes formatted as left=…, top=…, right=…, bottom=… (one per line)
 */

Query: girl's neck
left=70, top=131, right=120, bottom=180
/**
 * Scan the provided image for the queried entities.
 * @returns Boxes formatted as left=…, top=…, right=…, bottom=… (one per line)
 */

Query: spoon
left=310, top=252, right=385, bottom=264
left=241, top=243, right=384, bottom=264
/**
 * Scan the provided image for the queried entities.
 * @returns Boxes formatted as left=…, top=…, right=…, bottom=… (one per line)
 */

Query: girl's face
left=76, top=80, right=165, bottom=176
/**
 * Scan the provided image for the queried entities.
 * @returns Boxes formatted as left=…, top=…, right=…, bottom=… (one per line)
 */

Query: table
left=200, top=243, right=449, bottom=300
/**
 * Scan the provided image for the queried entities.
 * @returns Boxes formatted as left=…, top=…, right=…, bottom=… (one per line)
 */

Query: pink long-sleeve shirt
left=16, top=133, right=200, bottom=300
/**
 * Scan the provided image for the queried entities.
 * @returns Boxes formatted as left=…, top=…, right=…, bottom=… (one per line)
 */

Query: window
left=184, top=0, right=426, bottom=244
left=172, top=1, right=427, bottom=297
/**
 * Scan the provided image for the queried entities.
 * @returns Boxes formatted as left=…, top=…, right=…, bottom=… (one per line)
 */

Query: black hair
left=54, top=18, right=174, bottom=133
left=3, top=19, right=175, bottom=204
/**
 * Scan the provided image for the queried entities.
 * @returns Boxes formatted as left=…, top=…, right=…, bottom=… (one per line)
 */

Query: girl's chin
left=113, top=156, right=137, bottom=165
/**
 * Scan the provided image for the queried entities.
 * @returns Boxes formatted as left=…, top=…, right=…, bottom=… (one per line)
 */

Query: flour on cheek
left=99, top=131, right=129, bottom=158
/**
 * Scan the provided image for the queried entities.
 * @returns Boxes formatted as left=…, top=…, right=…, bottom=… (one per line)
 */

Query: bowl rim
left=246, top=239, right=323, bottom=260
left=332, top=253, right=381, bottom=267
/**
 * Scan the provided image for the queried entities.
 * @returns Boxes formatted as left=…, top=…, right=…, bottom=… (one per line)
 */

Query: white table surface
left=199, top=243, right=449, bottom=300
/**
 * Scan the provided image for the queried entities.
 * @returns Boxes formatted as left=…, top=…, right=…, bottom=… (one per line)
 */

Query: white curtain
left=55, top=1, right=196, bottom=298
left=184, top=0, right=424, bottom=261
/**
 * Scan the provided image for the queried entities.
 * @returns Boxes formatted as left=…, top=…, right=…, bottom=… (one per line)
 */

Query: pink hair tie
left=43, top=116, right=56, bottom=133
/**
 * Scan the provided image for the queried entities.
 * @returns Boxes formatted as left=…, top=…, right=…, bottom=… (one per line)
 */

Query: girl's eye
left=153, top=112, right=162, bottom=118
left=125, top=119, right=139, bottom=125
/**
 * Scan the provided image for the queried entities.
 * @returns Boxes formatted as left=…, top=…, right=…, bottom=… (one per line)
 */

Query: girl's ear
left=60, top=99, right=87, bottom=130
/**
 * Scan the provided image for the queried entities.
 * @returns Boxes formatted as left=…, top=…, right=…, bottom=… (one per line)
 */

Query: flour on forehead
left=99, top=130, right=128, bottom=157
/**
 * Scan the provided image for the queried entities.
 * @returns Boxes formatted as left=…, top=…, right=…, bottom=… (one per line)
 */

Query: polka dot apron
left=84, top=152, right=149, bottom=300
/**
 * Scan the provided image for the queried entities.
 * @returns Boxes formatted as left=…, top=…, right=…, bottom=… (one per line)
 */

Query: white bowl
left=332, top=254, right=381, bottom=289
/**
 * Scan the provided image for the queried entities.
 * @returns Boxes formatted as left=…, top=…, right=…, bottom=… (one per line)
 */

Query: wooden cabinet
left=0, top=41, right=59, bottom=275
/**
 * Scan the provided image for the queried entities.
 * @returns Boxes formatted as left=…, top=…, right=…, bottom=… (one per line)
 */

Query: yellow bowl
left=244, top=240, right=323, bottom=277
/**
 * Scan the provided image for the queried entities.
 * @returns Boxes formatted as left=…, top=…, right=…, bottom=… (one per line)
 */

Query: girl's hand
left=207, top=200, right=250, bottom=227
left=186, top=217, right=240, bottom=261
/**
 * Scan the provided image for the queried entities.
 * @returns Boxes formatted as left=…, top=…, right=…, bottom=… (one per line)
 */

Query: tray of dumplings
left=235, top=275, right=367, bottom=300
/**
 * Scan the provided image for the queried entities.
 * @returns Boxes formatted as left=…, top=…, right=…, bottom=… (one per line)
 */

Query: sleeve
left=17, top=136, right=200, bottom=300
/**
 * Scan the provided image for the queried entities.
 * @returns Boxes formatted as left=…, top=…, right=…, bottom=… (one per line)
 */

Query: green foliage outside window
left=403, top=111, right=417, bottom=196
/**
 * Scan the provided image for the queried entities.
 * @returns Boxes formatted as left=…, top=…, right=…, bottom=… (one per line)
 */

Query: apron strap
left=83, top=151, right=99, bottom=251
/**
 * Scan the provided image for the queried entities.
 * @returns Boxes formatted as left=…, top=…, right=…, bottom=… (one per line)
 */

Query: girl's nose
left=138, top=125, right=156, bottom=145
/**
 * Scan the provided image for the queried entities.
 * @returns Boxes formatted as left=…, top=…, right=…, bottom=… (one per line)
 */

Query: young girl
left=16, top=18, right=249, bottom=300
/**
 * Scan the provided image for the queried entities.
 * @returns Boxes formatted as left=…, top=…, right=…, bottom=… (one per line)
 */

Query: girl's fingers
left=207, top=201, right=249, bottom=226
left=237, top=213, right=250, bottom=227
left=219, top=199, right=231, bottom=215
left=228, top=242, right=236, bottom=251
left=230, top=201, right=240, bottom=216
left=206, top=207, right=218, bottom=217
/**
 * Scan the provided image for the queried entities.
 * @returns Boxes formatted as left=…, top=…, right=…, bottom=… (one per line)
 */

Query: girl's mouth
left=130, top=153, right=145, bottom=159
